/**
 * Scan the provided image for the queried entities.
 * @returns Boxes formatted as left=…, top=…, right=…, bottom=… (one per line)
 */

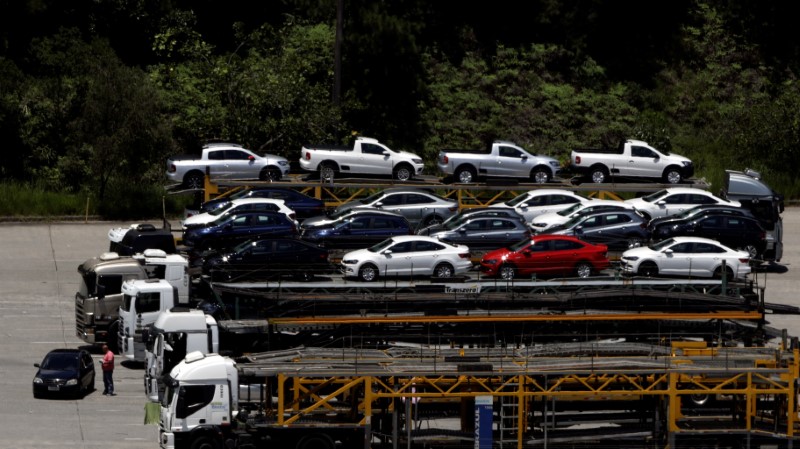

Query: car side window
left=631, top=146, right=656, bottom=158
left=525, top=196, right=547, bottom=207
left=361, top=143, right=385, bottom=155
left=696, top=242, right=724, bottom=253
left=669, top=242, right=693, bottom=253
left=689, top=194, right=717, bottom=205
left=464, top=220, right=486, bottom=231
left=554, top=240, right=582, bottom=251
left=372, top=218, right=394, bottom=229
left=491, top=219, right=515, bottom=230
left=701, top=216, right=721, bottom=227
left=404, top=193, right=435, bottom=204
left=414, top=241, right=445, bottom=252
left=530, top=240, right=552, bottom=252
left=725, top=217, right=743, bottom=229
left=275, top=241, right=295, bottom=252
left=380, top=194, right=403, bottom=206
left=231, top=216, right=249, bottom=227
left=350, top=218, right=369, bottom=229
left=225, top=150, right=252, bottom=160
left=581, top=216, right=601, bottom=228
left=499, top=146, right=522, bottom=158
left=206, top=150, right=225, bottom=160
left=389, top=241, right=413, bottom=253
left=551, top=195, right=581, bottom=205
left=662, top=194, right=685, bottom=204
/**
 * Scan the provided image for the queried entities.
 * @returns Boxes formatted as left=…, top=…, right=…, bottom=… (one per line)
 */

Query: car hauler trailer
left=159, top=341, right=800, bottom=449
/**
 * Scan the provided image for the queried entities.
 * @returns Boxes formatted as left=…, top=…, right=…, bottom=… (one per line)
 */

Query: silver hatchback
left=332, top=187, right=459, bottom=228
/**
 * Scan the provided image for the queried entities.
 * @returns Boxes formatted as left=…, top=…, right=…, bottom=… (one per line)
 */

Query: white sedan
left=620, top=236, right=751, bottom=280
left=529, top=199, right=633, bottom=233
left=182, top=197, right=297, bottom=230
left=340, top=235, right=473, bottom=282
left=624, top=187, right=740, bottom=220
left=490, top=189, right=591, bottom=223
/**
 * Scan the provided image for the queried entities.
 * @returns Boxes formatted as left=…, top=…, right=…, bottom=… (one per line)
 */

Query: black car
left=416, top=206, right=526, bottom=234
left=648, top=204, right=756, bottom=236
left=423, top=216, right=532, bottom=250
left=33, top=348, right=95, bottom=399
left=200, top=187, right=326, bottom=220
left=544, top=209, right=650, bottom=251
left=202, top=237, right=332, bottom=281
left=182, top=211, right=299, bottom=251
left=650, top=213, right=767, bottom=258
left=300, top=210, right=412, bottom=249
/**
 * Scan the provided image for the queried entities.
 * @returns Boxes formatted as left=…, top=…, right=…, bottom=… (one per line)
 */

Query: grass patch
left=0, top=182, right=88, bottom=217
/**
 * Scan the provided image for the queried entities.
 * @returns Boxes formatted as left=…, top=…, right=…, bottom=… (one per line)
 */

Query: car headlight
left=622, top=256, right=639, bottom=261
left=483, top=259, right=497, bottom=265
left=33, top=377, right=43, bottom=384
left=342, top=259, right=358, bottom=265
left=531, top=223, right=546, bottom=228
left=549, top=161, right=560, bottom=167
left=412, top=158, right=423, bottom=164
left=66, top=379, right=78, bottom=386
left=278, top=161, right=289, bottom=166
left=682, top=161, right=691, bottom=167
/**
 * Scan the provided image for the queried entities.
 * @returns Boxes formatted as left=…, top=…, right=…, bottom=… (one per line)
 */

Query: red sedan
left=479, top=234, right=610, bottom=280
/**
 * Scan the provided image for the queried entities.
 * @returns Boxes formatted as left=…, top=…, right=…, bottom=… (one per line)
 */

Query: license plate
left=48, top=386, right=59, bottom=391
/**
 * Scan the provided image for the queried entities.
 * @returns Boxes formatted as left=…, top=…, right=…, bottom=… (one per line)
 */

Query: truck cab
left=118, top=276, right=190, bottom=362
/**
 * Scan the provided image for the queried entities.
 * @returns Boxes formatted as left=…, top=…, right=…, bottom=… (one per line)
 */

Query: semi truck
left=75, top=250, right=188, bottom=353
left=117, top=278, right=192, bottom=362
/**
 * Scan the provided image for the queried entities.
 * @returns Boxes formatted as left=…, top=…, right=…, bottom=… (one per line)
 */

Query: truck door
left=223, top=149, right=257, bottom=179
left=494, top=145, right=528, bottom=178
left=204, top=149, right=231, bottom=178
left=625, top=145, right=661, bottom=178
left=357, top=143, right=392, bottom=176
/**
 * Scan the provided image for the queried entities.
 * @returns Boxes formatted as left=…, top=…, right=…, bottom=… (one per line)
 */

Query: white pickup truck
left=436, top=140, right=562, bottom=184
left=570, top=139, right=693, bottom=184
left=166, top=142, right=290, bottom=189
left=299, top=136, right=425, bottom=182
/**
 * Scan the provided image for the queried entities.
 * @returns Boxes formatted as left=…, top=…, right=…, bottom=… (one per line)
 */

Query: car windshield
left=649, top=238, right=676, bottom=251
left=640, top=190, right=669, bottom=203
left=361, top=192, right=385, bottom=205
left=231, top=240, right=256, bottom=253
left=557, top=203, right=586, bottom=217
left=561, top=214, right=587, bottom=228
left=209, top=201, right=235, bottom=216
left=505, top=193, right=530, bottom=207
left=368, top=239, right=395, bottom=253
left=333, top=218, right=352, bottom=230
left=41, top=353, right=78, bottom=370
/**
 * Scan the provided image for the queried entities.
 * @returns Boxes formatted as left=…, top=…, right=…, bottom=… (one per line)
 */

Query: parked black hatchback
left=33, top=348, right=95, bottom=399
left=202, top=237, right=331, bottom=282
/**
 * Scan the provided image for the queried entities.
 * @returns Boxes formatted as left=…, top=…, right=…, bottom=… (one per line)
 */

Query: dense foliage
left=1, top=0, right=799, bottom=217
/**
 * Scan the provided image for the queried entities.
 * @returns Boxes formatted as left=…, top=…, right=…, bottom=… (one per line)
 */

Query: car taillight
left=442, top=155, right=449, bottom=164
left=168, top=164, right=176, bottom=173
left=459, top=252, right=470, bottom=259
left=739, top=258, right=750, bottom=264
left=448, top=206, right=458, bottom=212
left=575, top=156, right=582, bottom=164
left=760, top=231, right=766, bottom=240
left=305, top=151, right=311, bottom=160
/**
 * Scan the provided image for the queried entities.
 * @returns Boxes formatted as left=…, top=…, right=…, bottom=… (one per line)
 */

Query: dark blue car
left=33, top=348, right=95, bottom=399
left=182, top=211, right=298, bottom=250
left=200, top=187, right=326, bottom=220
left=300, top=210, right=412, bottom=249
left=202, top=237, right=332, bottom=281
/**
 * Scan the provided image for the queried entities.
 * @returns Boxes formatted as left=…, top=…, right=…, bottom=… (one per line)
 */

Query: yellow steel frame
left=267, top=345, right=800, bottom=448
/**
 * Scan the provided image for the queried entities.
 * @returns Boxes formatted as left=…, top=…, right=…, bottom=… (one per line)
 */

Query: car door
left=451, top=218, right=488, bottom=246
left=686, top=242, right=728, bottom=277
left=356, top=142, right=392, bottom=175
left=550, top=238, right=585, bottom=275
left=515, top=239, right=555, bottom=276
left=204, top=149, right=230, bottom=178
left=394, top=193, right=439, bottom=225
left=492, top=145, right=529, bottom=178
left=380, top=240, right=415, bottom=276
left=332, top=215, right=373, bottom=248
left=408, top=240, right=444, bottom=275
left=80, top=352, right=94, bottom=389
left=658, top=241, right=695, bottom=276
left=485, top=218, right=528, bottom=249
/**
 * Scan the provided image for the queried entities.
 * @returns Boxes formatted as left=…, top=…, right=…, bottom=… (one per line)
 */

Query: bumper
left=160, top=431, right=175, bottom=449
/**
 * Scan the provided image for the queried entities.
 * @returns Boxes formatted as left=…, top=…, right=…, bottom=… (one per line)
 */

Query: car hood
left=183, top=213, right=214, bottom=228
left=481, top=247, right=512, bottom=261
left=416, top=224, right=447, bottom=236
left=341, top=248, right=373, bottom=261
left=301, top=215, right=340, bottom=228
left=333, top=201, right=366, bottom=214
left=621, top=246, right=655, bottom=258
left=398, top=150, right=423, bottom=160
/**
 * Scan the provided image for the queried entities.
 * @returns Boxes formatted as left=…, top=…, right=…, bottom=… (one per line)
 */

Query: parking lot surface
left=0, top=213, right=798, bottom=448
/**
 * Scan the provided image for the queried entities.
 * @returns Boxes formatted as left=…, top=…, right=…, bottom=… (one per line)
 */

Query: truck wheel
left=574, top=261, right=593, bottom=278
left=590, top=166, right=609, bottom=183
left=455, top=166, right=476, bottom=183
left=184, top=172, right=205, bottom=190
left=530, top=167, right=551, bottom=184
left=320, top=163, right=337, bottom=182
left=663, top=167, right=683, bottom=184
left=393, top=164, right=413, bottom=181
left=260, top=166, right=282, bottom=182
left=190, top=435, right=220, bottom=449
left=358, top=264, right=379, bottom=282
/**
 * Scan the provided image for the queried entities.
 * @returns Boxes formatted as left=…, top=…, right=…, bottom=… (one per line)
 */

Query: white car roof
left=664, top=236, right=734, bottom=247
left=523, top=188, right=584, bottom=196
left=228, top=197, right=287, bottom=206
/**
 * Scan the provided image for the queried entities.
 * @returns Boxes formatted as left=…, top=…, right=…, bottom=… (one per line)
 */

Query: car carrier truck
left=75, top=250, right=188, bottom=353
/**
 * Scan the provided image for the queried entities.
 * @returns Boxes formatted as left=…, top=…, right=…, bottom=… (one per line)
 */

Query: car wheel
left=393, top=164, right=413, bottom=181
left=713, top=266, right=735, bottom=280
left=320, top=163, right=337, bottom=182
left=423, top=215, right=444, bottom=227
left=590, top=166, right=608, bottom=183
left=260, top=167, right=282, bottom=182
left=626, top=235, right=644, bottom=249
left=575, top=261, right=593, bottom=278
left=184, top=172, right=204, bottom=190
left=638, top=262, right=659, bottom=277
left=499, top=265, right=516, bottom=280
left=358, top=264, right=378, bottom=282
left=663, top=168, right=683, bottom=184
left=455, top=166, right=476, bottom=183
left=740, top=244, right=759, bottom=259
left=531, top=168, right=551, bottom=184
left=433, top=263, right=455, bottom=278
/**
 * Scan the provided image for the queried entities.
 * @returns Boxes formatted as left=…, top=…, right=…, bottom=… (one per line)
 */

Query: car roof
left=665, top=236, right=733, bottom=245
left=228, top=197, right=287, bottom=206
left=523, top=188, right=583, bottom=196
left=341, top=209, right=406, bottom=217
left=387, top=235, right=448, bottom=243
left=380, top=187, right=438, bottom=194
left=44, top=348, right=85, bottom=356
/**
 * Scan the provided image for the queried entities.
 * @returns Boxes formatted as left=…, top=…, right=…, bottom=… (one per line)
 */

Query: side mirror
left=458, top=228, right=467, bottom=233
left=664, top=249, right=674, bottom=255
left=374, top=202, right=383, bottom=209
left=248, top=155, right=255, bottom=161
left=382, top=250, right=393, bottom=256
left=520, top=154, right=528, bottom=160
left=96, top=284, right=106, bottom=300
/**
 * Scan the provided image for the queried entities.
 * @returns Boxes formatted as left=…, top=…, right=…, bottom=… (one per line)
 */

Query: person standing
left=100, top=344, right=115, bottom=396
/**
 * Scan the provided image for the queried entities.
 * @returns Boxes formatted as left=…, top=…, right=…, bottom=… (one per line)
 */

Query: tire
left=530, top=167, right=551, bottom=184
left=499, top=264, right=516, bottom=280
left=740, top=244, right=759, bottom=259
left=713, top=266, right=735, bottom=280
left=638, top=262, right=658, bottom=277
left=575, top=261, right=593, bottom=278
left=590, top=166, right=609, bottom=183
left=260, top=167, right=282, bottom=182
left=296, top=434, right=336, bottom=449
left=433, top=263, right=455, bottom=278
left=455, top=166, right=476, bottom=183
left=663, top=167, right=683, bottom=184
left=423, top=215, right=444, bottom=227
left=184, top=172, right=204, bottom=190
left=319, top=163, right=337, bottom=182
left=626, top=235, right=644, bottom=249
left=393, top=164, right=413, bottom=181
left=190, top=435, right=220, bottom=449
left=358, top=264, right=379, bottom=282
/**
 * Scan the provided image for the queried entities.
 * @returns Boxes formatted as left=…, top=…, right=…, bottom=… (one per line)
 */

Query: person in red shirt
left=100, top=344, right=115, bottom=396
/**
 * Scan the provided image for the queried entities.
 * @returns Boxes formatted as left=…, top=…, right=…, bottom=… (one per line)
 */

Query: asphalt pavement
left=0, top=213, right=799, bottom=448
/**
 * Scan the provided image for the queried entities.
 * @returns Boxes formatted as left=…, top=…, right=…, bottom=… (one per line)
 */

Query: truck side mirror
left=520, top=154, right=528, bottom=160
left=96, top=284, right=106, bottom=300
